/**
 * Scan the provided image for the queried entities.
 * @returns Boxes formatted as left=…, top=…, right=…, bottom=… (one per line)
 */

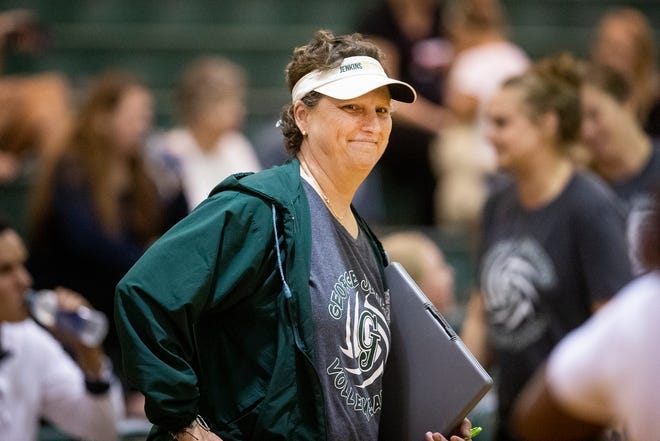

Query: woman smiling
left=115, top=30, right=472, bottom=441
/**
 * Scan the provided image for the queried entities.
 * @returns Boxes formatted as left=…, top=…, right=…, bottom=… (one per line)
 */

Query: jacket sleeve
left=114, top=191, right=273, bottom=432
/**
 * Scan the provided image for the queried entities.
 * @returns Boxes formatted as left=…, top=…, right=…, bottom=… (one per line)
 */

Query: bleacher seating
left=3, top=0, right=379, bottom=136
left=4, top=0, right=659, bottom=139
left=3, top=0, right=659, bottom=309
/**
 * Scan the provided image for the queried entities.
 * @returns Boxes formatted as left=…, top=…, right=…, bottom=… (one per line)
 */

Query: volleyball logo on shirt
left=325, top=271, right=390, bottom=419
left=337, top=281, right=388, bottom=382
left=481, top=238, right=556, bottom=349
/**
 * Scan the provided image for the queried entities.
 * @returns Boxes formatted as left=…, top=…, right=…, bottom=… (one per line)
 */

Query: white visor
left=291, top=56, right=417, bottom=103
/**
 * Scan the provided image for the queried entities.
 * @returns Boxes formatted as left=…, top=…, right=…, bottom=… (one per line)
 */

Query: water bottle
left=26, top=289, right=109, bottom=347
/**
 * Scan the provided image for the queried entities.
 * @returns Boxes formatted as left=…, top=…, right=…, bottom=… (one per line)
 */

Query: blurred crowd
left=0, top=1, right=658, bottom=440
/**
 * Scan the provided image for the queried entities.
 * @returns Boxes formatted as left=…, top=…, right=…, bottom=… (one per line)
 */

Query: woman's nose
left=361, top=110, right=380, bottom=132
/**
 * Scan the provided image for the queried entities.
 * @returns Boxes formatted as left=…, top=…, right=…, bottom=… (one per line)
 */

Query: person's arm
left=512, top=364, right=604, bottom=441
left=33, top=319, right=123, bottom=441
left=115, top=192, right=272, bottom=434
left=511, top=277, right=647, bottom=441
left=444, top=87, right=480, bottom=123
left=393, top=92, right=454, bottom=132
left=461, top=191, right=499, bottom=368
left=576, top=188, right=633, bottom=307
left=367, top=35, right=453, bottom=133
left=47, top=287, right=114, bottom=388
left=171, top=418, right=223, bottom=441
left=460, top=292, right=491, bottom=368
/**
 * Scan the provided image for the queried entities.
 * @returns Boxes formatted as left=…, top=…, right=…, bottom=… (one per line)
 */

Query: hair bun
left=532, top=52, right=584, bottom=91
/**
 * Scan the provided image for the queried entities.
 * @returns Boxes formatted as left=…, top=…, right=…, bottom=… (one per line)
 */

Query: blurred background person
left=357, top=0, right=454, bottom=225
left=580, top=62, right=660, bottom=273
left=0, top=8, right=49, bottom=72
left=0, top=73, right=73, bottom=239
left=460, top=53, right=633, bottom=441
left=0, top=215, right=124, bottom=441
left=512, top=184, right=660, bottom=441
left=26, top=69, right=186, bottom=417
left=0, top=9, right=73, bottom=239
left=156, top=55, right=262, bottom=212
left=380, top=230, right=456, bottom=319
left=433, top=0, right=529, bottom=229
left=590, top=7, right=660, bottom=138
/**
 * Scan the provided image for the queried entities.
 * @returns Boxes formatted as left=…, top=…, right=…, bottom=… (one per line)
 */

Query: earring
left=302, top=130, right=307, bottom=137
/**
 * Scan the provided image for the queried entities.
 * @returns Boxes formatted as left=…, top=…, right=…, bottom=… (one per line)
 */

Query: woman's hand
left=173, top=424, right=223, bottom=441
left=172, top=416, right=223, bottom=441
left=425, top=418, right=473, bottom=441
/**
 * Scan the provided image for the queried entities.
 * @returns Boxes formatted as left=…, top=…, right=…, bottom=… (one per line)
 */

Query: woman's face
left=299, top=86, right=393, bottom=175
left=485, top=87, right=545, bottom=173
left=592, top=19, right=636, bottom=82
left=0, top=229, right=32, bottom=323
left=581, top=84, right=631, bottom=165
left=198, top=92, right=246, bottom=134
left=111, top=86, right=153, bottom=155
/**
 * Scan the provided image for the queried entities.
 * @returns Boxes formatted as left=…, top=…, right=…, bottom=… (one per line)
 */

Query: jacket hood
left=209, top=156, right=389, bottom=268
left=209, top=157, right=301, bottom=212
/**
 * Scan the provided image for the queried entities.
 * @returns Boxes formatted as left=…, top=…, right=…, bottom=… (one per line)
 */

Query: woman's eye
left=490, top=116, right=506, bottom=127
left=340, top=104, right=390, bottom=116
left=342, top=104, right=360, bottom=112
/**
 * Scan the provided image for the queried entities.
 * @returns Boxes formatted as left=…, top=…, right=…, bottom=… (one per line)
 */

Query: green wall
left=3, top=0, right=658, bottom=140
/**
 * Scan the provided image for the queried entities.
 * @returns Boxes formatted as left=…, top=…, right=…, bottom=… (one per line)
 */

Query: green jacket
left=115, top=158, right=389, bottom=440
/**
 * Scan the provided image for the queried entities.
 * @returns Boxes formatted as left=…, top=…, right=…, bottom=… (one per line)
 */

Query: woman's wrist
left=80, top=351, right=112, bottom=381
left=83, top=355, right=113, bottom=394
left=169, top=415, right=211, bottom=440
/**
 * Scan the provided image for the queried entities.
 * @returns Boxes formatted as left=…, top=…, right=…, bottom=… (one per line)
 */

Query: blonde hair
left=176, top=56, right=246, bottom=124
left=443, top=0, right=505, bottom=34
left=502, top=52, right=583, bottom=147
left=381, top=231, right=441, bottom=282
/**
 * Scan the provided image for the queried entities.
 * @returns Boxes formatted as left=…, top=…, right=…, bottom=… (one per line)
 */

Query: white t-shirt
left=0, top=319, right=124, bottom=441
left=547, top=271, right=660, bottom=441
left=164, top=128, right=262, bottom=211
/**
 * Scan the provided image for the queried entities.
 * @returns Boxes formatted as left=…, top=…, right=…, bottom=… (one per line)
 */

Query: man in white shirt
left=0, top=217, right=124, bottom=441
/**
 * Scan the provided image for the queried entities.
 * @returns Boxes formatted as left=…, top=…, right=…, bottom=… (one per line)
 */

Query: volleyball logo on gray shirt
left=481, top=237, right=556, bottom=350
left=303, top=181, right=390, bottom=441
left=325, top=269, right=389, bottom=404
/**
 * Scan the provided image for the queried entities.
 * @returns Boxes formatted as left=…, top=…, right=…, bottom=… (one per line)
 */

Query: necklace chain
left=299, top=161, right=348, bottom=222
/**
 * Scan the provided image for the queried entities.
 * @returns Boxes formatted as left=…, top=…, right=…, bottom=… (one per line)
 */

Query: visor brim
left=314, top=75, right=417, bottom=103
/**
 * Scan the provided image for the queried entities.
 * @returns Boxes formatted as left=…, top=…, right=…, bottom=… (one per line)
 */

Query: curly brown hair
left=278, top=29, right=384, bottom=155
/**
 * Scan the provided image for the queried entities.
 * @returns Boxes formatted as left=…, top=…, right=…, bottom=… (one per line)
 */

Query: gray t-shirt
left=609, top=143, right=660, bottom=274
left=478, top=172, right=632, bottom=440
left=303, top=180, right=390, bottom=441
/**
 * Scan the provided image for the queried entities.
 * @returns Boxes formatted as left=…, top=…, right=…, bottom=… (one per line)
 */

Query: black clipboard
left=379, top=262, right=493, bottom=441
